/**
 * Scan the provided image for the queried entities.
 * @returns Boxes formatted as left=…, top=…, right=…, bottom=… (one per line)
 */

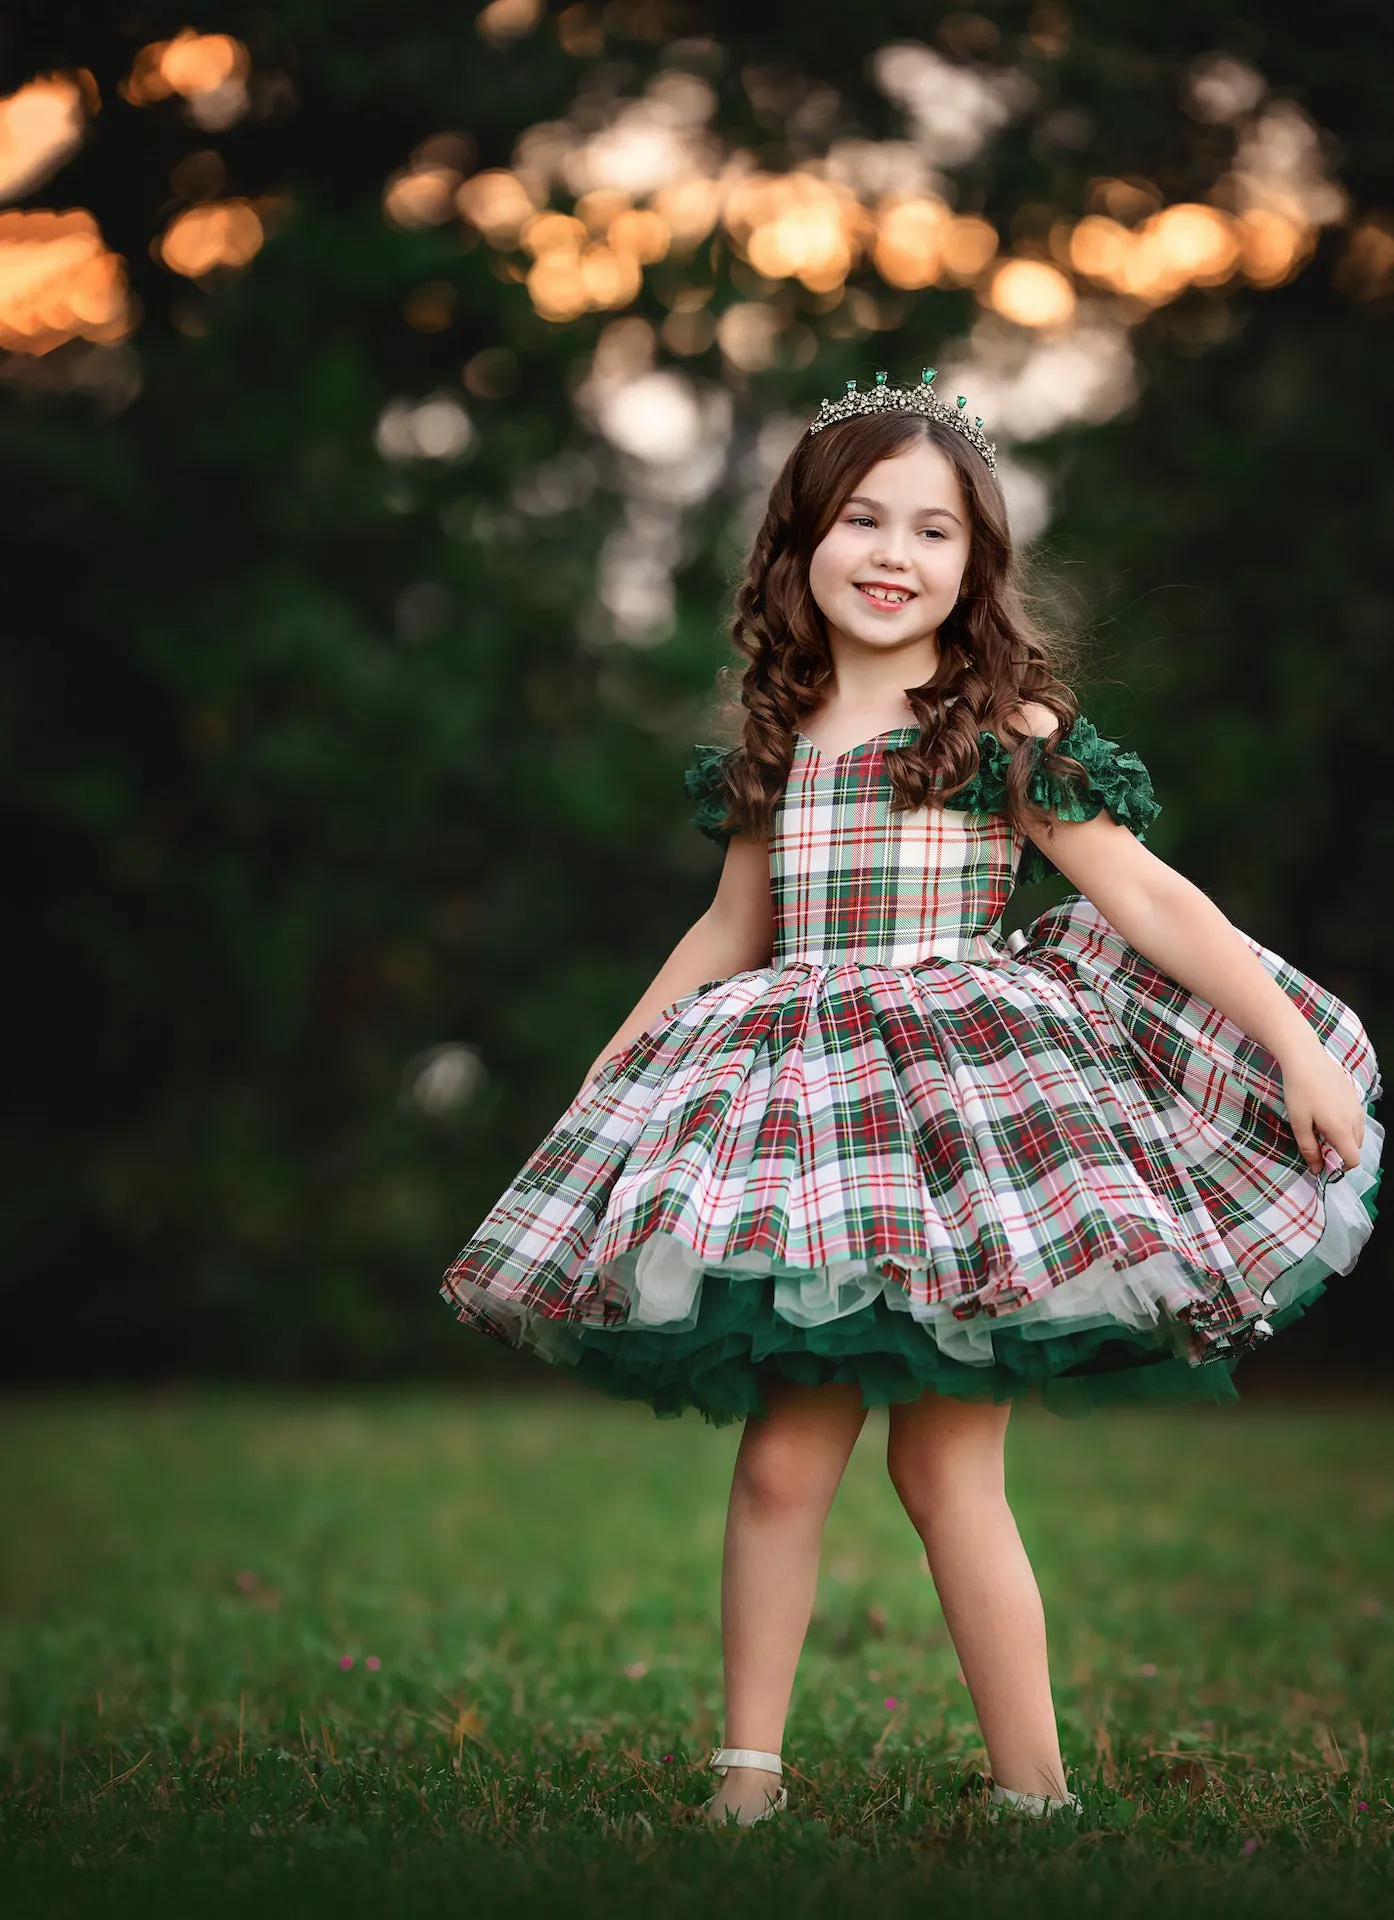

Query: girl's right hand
left=1280, top=1048, right=1366, bottom=1175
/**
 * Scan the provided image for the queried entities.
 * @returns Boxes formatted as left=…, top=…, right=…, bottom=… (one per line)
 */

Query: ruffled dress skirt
left=441, top=893, right=1383, bottom=1422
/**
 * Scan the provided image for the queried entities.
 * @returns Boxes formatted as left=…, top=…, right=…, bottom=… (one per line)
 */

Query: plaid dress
left=441, top=716, right=1383, bottom=1422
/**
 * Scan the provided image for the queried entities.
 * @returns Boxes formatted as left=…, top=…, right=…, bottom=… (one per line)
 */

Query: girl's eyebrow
left=845, top=493, right=963, bottom=526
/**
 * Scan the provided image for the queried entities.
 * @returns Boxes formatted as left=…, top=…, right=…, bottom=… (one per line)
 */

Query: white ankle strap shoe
left=704, top=1747, right=788, bottom=1826
left=989, top=1780, right=1082, bottom=1818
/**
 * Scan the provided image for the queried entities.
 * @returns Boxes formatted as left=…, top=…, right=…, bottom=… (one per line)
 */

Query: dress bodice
left=772, top=729, right=1021, bottom=965
left=684, top=712, right=1163, bottom=970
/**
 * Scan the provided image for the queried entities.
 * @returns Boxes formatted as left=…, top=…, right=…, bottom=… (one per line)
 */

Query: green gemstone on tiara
left=846, top=379, right=857, bottom=391
left=922, top=367, right=936, bottom=383
left=875, top=370, right=888, bottom=385
left=975, top=416, right=983, bottom=427
left=956, top=395, right=967, bottom=410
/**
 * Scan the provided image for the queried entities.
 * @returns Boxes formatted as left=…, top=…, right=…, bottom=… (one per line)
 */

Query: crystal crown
left=806, top=368, right=997, bottom=473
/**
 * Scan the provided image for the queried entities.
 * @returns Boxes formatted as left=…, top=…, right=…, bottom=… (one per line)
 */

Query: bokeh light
left=475, top=0, right=542, bottom=47
left=159, top=200, right=264, bottom=278
left=1235, top=208, right=1311, bottom=288
left=0, top=208, right=134, bottom=353
left=986, top=258, right=1076, bottom=329
left=874, top=196, right=951, bottom=289
left=0, top=74, right=94, bottom=202
left=724, top=172, right=864, bottom=292
left=940, top=216, right=1000, bottom=284
left=456, top=170, right=537, bottom=247
left=1335, top=216, right=1394, bottom=301
left=375, top=394, right=476, bottom=462
left=121, top=31, right=251, bottom=130
left=716, top=301, right=784, bottom=372
left=413, top=51, right=1365, bottom=348
left=384, top=166, right=462, bottom=231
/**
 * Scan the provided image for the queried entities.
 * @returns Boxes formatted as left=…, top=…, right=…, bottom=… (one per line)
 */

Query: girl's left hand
left=1280, top=1048, right=1367, bottom=1174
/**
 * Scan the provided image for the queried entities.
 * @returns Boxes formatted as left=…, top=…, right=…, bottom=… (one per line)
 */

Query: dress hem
left=440, top=1121, right=1381, bottom=1425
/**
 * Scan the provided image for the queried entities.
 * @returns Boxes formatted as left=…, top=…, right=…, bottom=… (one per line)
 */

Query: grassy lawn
left=1, top=1387, right=1391, bottom=1917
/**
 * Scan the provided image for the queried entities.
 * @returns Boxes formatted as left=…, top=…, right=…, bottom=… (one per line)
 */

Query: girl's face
left=807, top=439, right=972, bottom=656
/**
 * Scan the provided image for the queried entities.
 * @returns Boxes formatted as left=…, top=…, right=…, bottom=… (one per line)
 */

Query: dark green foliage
left=1, top=5, right=1390, bottom=1378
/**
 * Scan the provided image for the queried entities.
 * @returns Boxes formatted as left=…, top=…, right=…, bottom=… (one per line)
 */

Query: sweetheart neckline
left=793, top=724, right=1025, bottom=765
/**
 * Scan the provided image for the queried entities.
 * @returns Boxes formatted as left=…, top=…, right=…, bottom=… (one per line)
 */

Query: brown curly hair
left=706, top=409, right=1091, bottom=843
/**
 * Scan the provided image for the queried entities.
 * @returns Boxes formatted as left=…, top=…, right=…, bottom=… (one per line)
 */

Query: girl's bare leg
left=706, top=1376, right=868, bottom=1824
left=886, top=1393, right=1069, bottom=1802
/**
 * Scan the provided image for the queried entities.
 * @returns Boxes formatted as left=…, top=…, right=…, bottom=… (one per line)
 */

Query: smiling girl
left=441, top=372, right=1382, bottom=1830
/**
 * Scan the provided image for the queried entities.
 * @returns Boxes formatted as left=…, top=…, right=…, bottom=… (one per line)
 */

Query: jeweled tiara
left=805, top=367, right=997, bottom=473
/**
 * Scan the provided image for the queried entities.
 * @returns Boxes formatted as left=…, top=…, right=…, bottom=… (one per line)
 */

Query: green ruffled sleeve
left=682, top=742, right=738, bottom=847
left=954, top=715, right=1161, bottom=887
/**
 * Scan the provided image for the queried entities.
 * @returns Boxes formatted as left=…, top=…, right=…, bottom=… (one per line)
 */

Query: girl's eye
left=845, top=515, right=945, bottom=538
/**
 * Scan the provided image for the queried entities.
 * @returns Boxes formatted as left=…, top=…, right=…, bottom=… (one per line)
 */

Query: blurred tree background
left=2, top=0, right=1390, bottom=1383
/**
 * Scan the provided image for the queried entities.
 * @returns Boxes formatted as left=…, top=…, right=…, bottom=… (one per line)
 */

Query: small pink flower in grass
left=883, top=1696, right=900, bottom=1712
left=1357, top=1801, right=1369, bottom=1812
left=1243, top=1838, right=1260, bottom=1856
left=1138, top=1662, right=1158, bottom=1678
left=623, top=1661, right=648, bottom=1679
left=662, top=1755, right=673, bottom=1763
left=339, top=1655, right=354, bottom=1671
left=366, top=1656, right=381, bottom=1672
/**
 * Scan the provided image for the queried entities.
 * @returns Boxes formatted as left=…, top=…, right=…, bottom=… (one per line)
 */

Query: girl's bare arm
left=579, top=832, right=773, bottom=1090
left=1011, top=706, right=1366, bottom=1174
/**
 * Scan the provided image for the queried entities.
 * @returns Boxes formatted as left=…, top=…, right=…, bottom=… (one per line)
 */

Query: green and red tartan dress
left=441, top=715, right=1383, bottom=1421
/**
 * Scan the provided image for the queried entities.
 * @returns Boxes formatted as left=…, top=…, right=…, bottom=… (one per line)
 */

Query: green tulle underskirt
left=559, top=1179, right=1379, bottom=1425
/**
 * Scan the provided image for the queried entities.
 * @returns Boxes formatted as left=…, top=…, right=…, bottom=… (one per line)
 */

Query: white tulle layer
left=557, top=1111, right=1384, bottom=1370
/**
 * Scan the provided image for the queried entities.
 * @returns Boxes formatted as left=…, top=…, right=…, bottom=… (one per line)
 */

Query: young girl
left=441, top=370, right=1383, bottom=1829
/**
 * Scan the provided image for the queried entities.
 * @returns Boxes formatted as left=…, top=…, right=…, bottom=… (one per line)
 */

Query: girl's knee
left=885, top=1394, right=1009, bottom=1516
left=734, top=1385, right=864, bottom=1514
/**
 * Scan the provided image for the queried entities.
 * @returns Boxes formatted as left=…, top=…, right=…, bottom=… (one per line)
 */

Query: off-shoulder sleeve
left=682, top=742, right=737, bottom=847
left=1015, top=714, right=1161, bottom=886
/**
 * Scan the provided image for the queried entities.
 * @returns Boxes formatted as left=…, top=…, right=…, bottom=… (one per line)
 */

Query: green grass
left=1, top=1388, right=1391, bottom=1917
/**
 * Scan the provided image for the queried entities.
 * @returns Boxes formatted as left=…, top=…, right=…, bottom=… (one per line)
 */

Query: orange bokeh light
left=526, top=249, right=588, bottom=323
left=159, top=199, right=264, bottom=277
left=1147, top=202, right=1241, bottom=286
left=723, top=172, right=864, bottom=293
left=985, top=257, right=1077, bottom=328
left=383, top=165, right=462, bottom=231
left=456, top=170, right=538, bottom=247
left=520, top=211, right=587, bottom=258
left=476, top=0, right=541, bottom=45
left=939, top=216, right=999, bottom=283
left=579, top=242, right=642, bottom=307
left=648, top=177, right=722, bottom=249
left=0, top=75, right=92, bottom=202
left=607, top=207, right=669, bottom=264
left=122, top=31, right=250, bottom=104
left=0, top=207, right=134, bottom=353
left=1069, top=203, right=1243, bottom=305
left=1235, top=207, right=1311, bottom=288
left=874, top=195, right=950, bottom=289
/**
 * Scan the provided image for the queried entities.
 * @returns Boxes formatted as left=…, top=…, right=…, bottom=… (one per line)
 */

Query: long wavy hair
left=706, top=410, right=1091, bottom=844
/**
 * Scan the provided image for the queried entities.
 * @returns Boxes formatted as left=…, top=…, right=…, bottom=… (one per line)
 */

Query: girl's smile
left=855, top=580, right=917, bottom=607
